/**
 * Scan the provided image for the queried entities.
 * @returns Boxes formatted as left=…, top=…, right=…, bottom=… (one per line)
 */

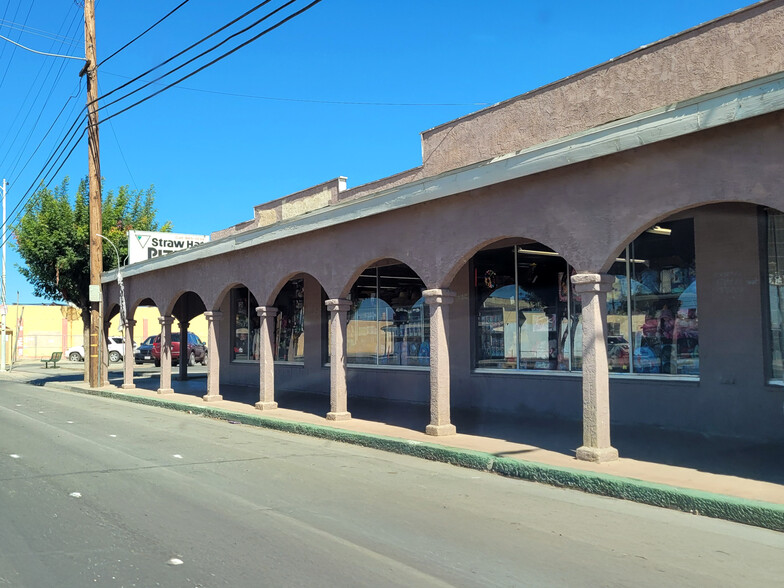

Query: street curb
left=38, top=380, right=784, bottom=533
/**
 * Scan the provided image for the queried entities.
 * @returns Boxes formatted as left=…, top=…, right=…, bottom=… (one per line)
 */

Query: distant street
left=1, top=381, right=782, bottom=588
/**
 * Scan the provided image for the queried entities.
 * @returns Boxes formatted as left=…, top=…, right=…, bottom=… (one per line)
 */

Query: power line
left=93, top=0, right=276, bottom=107
left=97, top=79, right=138, bottom=190
left=98, top=0, right=192, bottom=67
left=100, top=70, right=491, bottom=107
left=9, top=80, right=83, bottom=188
left=0, top=1, right=34, bottom=91
left=0, top=18, right=83, bottom=48
left=96, top=0, right=296, bottom=114
left=0, top=33, right=84, bottom=60
left=99, top=0, right=325, bottom=125
left=3, top=0, right=325, bottom=245
left=0, top=8, right=83, bottom=176
left=1, top=111, right=87, bottom=246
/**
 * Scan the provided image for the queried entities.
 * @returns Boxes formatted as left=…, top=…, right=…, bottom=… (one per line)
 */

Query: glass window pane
left=378, top=265, right=428, bottom=366
left=516, top=246, right=566, bottom=371
left=347, top=270, right=380, bottom=364
left=231, top=287, right=257, bottom=361
left=273, top=279, right=305, bottom=362
left=474, top=247, right=517, bottom=369
left=607, top=258, right=630, bottom=373
left=629, top=219, right=698, bottom=375
left=767, top=211, right=784, bottom=381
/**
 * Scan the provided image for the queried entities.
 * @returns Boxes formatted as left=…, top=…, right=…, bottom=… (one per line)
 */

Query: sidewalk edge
left=44, top=381, right=784, bottom=533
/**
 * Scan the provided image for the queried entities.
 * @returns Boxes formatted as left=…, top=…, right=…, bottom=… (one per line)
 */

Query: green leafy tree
left=14, top=177, right=172, bottom=327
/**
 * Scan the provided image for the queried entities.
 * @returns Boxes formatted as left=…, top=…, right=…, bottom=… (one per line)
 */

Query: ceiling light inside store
left=646, top=225, right=672, bottom=236
left=518, top=248, right=561, bottom=257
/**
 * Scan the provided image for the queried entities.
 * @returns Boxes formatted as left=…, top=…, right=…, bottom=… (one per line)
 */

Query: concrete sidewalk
left=4, top=360, right=783, bottom=531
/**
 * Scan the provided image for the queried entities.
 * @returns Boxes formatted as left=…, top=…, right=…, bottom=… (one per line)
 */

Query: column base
left=120, top=383, right=136, bottom=390
left=255, top=401, right=278, bottom=411
left=576, top=445, right=619, bottom=463
left=203, top=394, right=223, bottom=402
left=425, top=423, right=457, bottom=436
left=326, top=411, right=351, bottom=421
left=157, top=388, right=174, bottom=395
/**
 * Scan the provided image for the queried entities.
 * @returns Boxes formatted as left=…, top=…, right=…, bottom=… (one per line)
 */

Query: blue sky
left=0, top=0, right=751, bottom=303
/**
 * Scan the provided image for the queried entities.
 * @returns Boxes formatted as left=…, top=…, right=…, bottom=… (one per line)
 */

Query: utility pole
left=1, top=178, right=6, bottom=372
left=83, top=0, right=102, bottom=387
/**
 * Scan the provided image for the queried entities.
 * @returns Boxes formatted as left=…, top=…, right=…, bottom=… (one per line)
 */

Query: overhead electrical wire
left=3, top=0, right=324, bottom=243
left=93, top=0, right=276, bottom=106
left=0, top=0, right=34, bottom=91
left=0, top=33, right=84, bottom=60
left=0, top=18, right=83, bottom=48
left=95, top=0, right=296, bottom=114
left=98, top=0, right=192, bottom=67
left=98, top=0, right=324, bottom=125
left=0, top=112, right=88, bottom=250
left=1, top=8, right=84, bottom=178
left=101, top=70, right=492, bottom=107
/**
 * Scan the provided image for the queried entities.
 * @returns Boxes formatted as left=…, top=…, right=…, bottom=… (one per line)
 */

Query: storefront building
left=104, top=1, right=784, bottom=461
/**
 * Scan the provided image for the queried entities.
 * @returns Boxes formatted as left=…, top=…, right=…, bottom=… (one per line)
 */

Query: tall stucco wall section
left=420, top=1, right=784, bottom=175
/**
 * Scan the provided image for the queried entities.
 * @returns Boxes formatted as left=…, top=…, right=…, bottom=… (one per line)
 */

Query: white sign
left=128, top=230, right=209, bottom=264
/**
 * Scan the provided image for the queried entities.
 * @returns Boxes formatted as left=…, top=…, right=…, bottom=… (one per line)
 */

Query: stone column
left=325, top=298, right=351, bottom=421
left=255, top=306, right=278, bottom=410
left=423, top=289, right=457, bottom=436
left=157, top=315, right=174, bottom=395
left=121, top=319, right=136, bottom=390
left=572, top=273, right=619, bottom=462
left=203, top=310, right=223, bottom=402
left=178, top=321, right=189, bottom=381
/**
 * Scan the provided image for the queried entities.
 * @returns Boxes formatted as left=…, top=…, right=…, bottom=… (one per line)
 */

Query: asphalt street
left=1, top=381, right=782, bottom=587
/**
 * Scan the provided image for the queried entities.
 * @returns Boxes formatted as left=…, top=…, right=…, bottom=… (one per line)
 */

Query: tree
left=14, top=177, right=172, bottom=327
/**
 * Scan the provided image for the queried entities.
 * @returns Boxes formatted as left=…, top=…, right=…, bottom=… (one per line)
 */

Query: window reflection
left=472, top=219, right=698, bottom=375
left=273, top=279, right=305, bottom=362
left=767, top=210, right=784, bottom=381
left=347, top=264, right=429, bottom=366
left=231, top=287, right=259, bottom=362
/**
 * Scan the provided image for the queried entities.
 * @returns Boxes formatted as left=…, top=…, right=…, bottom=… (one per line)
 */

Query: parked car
left=151, top=332, right=207, bottom=367
left=66, top=336, right=130, bottom=363
left=134, top=335, right=157, bottom=364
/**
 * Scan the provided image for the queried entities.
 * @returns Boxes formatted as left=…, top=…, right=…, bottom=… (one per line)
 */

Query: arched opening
left=346, top=260, right=429, bottom=368
left=467, top=238, right=581, bottom=374
left=603, top=217, right=698, bottom=376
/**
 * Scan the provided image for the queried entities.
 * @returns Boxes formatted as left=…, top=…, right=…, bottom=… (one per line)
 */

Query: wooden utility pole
left=84, top=0, right=102, bottom=388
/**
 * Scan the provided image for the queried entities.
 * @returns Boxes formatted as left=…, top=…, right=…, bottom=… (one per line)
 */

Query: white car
left=66, top=336, right=129, bottom=363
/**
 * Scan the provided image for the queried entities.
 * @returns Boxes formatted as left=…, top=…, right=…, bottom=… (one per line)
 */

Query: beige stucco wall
left=420, top=0, right=784, bottom=175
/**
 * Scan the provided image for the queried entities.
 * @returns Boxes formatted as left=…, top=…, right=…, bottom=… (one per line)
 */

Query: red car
left=151, top=332, right=207, bottom=367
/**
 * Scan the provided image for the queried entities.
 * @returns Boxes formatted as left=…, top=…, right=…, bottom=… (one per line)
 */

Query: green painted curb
left=44, top=381, right=784, bottom=533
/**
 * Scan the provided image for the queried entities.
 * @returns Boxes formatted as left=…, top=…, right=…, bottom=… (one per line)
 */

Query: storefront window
left=627, top=219, right=698, bottom=375
left=766, top=210, right=784, bottom=382
left=473, top=219, right=698, bottom=375
left=273, top=279, right=305, bottom=362
left=474, top=245, right=578, bottom=371
left=231, top=287, right=259, bottom=362
left=347, top=263, right=429, bottom=366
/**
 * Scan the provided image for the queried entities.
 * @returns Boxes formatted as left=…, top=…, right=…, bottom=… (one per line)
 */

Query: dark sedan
left=134, top=335, right=157, bottom=364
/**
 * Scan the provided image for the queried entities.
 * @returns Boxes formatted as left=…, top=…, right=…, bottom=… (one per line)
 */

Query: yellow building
left=1, top=304, right=208, bottom=361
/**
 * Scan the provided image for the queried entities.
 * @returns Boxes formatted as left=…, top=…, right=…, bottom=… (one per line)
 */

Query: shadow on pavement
left=11, top=362, right=784, bottom=487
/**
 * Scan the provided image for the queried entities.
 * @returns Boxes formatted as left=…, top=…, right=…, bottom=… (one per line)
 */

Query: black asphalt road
left=1, top=381, right=782, bottom=587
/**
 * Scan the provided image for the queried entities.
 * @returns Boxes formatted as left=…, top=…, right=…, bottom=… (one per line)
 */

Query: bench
left=41, top=352, right=62, bottom=368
